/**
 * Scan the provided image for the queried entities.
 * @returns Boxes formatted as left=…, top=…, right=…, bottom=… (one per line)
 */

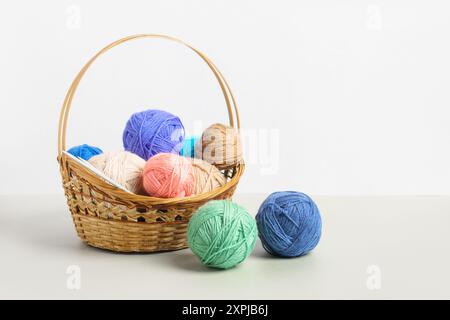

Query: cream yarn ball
left=88, top=151, right=145, bottom=194
left=195, top=123, right=243, bottom=169
left=191, top=158, right=227, bottom=195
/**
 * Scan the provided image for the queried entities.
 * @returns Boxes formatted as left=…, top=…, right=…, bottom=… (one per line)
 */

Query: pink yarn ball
left=143, top=153, right=195, bottom=198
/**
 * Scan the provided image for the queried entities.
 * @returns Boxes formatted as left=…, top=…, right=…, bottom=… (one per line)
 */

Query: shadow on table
left=164, top=250, right=223, bottom=273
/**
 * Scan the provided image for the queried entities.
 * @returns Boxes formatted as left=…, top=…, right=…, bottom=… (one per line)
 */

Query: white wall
left=1, top=0, right=449, bottom=195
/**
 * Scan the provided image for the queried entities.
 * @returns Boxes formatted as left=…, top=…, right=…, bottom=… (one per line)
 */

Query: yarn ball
left=256, top=191, right=322, bottom=258
left=188, top=200, right=257, bottom=269
left=88, top=151, right=145, bottom=194
left=67, top=144, right=102, bottom=161
left=195, top=123, right=243, bottom=169
left=191, top=158, right=226, bottom=195
left=123, top=109, right=185, bottom=160
left=180, top=135, right=200, bottom=158
left=143, top=153, right=195, bottom=198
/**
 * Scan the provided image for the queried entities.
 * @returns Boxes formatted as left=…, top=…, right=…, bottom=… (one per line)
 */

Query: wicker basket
left=57, top=34, right=244, bottom=252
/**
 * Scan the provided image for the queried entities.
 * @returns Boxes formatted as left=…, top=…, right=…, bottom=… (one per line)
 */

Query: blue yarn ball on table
left=180, top=135, right=200, bottom=158
left=256, top=191, right=322, bottom=257
left=67, top=144, right=103, bottom=161
left=123, top=109, right=185, bottom=160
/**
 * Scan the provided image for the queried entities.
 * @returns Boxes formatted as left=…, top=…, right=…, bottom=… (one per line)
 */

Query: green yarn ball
left=187, top=200, right=257, bottom=269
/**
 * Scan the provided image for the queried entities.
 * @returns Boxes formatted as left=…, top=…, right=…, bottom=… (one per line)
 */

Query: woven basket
left=57, top=34, right=244, bottom=253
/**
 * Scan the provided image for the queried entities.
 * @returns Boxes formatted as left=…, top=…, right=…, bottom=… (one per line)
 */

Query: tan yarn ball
left=191, top=158, right=227, bottom=195
left=88, top=151, right=145, bottom=194
left=195, top=123, right=243, bottom=169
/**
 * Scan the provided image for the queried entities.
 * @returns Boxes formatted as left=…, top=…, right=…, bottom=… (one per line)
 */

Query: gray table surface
left=1, top=194, right=449, bottom=299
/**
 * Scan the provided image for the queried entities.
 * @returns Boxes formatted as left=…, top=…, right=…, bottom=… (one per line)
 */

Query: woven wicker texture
left=58, top=34, right=243, bottom=252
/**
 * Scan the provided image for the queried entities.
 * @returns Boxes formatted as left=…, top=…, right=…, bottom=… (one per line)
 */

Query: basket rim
left=59, top=152, right=244, bottom=207
left=58, top=34, right=240, bottom=155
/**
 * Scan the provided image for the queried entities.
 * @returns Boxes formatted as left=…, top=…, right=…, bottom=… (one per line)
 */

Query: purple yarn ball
left=123, top=109, right=185, bottom=160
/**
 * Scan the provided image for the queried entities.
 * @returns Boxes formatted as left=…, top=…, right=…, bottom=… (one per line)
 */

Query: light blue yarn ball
left=256, top=191, right=322, bottom=258
left=123, top=109, right=185, bottom=160
left=180, top=135, right=200, bottom=158
left=67, top=144, right=103, bottom=161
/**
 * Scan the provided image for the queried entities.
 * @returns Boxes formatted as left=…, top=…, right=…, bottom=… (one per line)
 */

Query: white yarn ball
left=190, top=158, right=227, bottom=195
left=88, top=151, right=145, bottom=194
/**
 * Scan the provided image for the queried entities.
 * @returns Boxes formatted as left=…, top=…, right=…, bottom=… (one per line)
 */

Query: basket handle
left=58, top=34, right=240, bottom=156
